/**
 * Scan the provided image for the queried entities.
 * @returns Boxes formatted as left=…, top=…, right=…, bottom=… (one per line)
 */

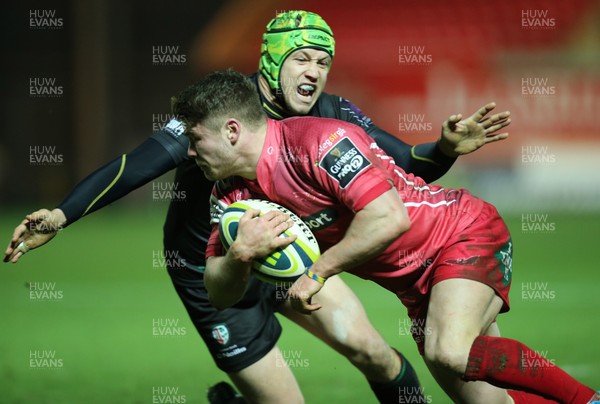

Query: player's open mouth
left=297, top=84, right=316, bottom=99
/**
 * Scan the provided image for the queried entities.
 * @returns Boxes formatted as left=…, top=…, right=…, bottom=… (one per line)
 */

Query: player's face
left=279, top=48, right=331, bottom=115
left=186, top=123, right=233, bottom=181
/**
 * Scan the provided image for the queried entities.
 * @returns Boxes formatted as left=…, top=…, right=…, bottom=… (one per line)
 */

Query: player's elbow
left=389, top=193, right=411, bottom=237
left=373, top=187, right=411, bottom=239
left=372, top=213, right=409, bottom=250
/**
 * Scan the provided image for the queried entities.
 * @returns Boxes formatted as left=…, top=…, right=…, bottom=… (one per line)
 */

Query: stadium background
left=1, top=0, right=599, bottom=402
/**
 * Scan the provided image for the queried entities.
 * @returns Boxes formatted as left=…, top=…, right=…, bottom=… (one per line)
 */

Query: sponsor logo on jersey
left=211, top=324, right=230, bottom=345
left=301, top=208, right=338, bottom=231
left=319, top=137, right=371, bottom=188
left=216, top=346, right=247, bottom=359
left=318, top=127, right=346, bottom=155
left=163, top=118, right=186, bottom=138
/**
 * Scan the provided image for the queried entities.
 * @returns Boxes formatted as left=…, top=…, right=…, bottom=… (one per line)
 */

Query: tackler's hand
left=4, top=208, right=66, bottom=263
left=439, top=102, right=511, bottom=157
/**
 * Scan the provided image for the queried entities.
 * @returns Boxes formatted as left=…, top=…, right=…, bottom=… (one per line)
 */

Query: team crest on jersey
left=212, top=324, right=230, bottom=345
left=319, top=137, right=371, bottom=188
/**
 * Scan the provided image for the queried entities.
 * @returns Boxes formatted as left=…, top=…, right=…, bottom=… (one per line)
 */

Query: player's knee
left=423, top=335, right=471, bottom=376
left=342, top=331, right=394, bottom=374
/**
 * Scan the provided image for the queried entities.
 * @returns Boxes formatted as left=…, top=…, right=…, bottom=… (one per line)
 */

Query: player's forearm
left=367, top=127, right=456, bottom=183
left=204, top=251, right=253, bottom=310
left=404, top=141, right=457, bottom=183
left=56, top=136, right=180, bottom=226
left=310, top=189, right=410, bottom=279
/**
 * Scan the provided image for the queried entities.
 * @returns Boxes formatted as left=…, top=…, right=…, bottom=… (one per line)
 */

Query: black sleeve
left=338, top=97, right=456, bottom=183
left=57, top=121, right=189, bottom=226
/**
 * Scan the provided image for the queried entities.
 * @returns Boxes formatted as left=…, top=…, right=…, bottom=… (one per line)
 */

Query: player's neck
left=235, top=120, right=268, bottom=181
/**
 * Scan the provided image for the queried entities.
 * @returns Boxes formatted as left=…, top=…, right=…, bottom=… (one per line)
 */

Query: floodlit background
left=1, top=0, right=599, bottom=403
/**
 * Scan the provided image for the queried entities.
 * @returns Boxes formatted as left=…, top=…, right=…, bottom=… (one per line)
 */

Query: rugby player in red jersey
left=177, top=70, right=599, bottom=404
left=5, top=11, right=514, bottom=404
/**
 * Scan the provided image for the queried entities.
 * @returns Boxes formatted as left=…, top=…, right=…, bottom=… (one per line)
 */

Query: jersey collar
left=250, top=73, right=291, bottom=120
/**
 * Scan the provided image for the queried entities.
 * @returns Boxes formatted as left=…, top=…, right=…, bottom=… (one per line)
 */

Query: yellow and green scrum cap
left=259, top=10, right=335, bottom=92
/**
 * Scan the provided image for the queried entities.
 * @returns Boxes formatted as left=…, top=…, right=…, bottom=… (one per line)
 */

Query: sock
left=369, top=350, right=426, bottom=403
left=464, top=336, right=595, bottom=404
left=508, top=390, right=559, bottom=403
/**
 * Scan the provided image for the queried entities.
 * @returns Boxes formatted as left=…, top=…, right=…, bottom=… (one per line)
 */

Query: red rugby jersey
left=207, top=117, right=485, bottom=295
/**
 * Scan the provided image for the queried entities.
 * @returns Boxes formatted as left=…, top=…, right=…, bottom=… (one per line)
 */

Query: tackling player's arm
left=367, top=126, right=455, bottom=183
left=56, top=120, right=188, bottom=225
left=338, top=98, right=510, bottom=183
left=338, top=97, right=455, bottom=183
left=4, top=120, right=189, bottom=263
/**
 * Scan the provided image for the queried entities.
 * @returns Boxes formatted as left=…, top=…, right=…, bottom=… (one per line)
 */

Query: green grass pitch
left=1, top=205, right=599, bottom=403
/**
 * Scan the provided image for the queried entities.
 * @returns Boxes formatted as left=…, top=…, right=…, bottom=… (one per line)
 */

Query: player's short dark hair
left=171, top=69, right=266, bottom=132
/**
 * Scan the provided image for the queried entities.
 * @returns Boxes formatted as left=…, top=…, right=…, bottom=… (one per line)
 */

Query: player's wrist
left=305, top=267, right=327, bottom=284
left=228, top=241, right=255, bottom=264
left=27, top=209, right=67, bottom=234
left=49, top=208, right=67, bottom=230
left=437, top=135, right=460, bottom=158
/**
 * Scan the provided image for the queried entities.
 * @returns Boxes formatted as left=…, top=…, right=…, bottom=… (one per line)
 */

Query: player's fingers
left=10, top=223, right=29, bottom=244
left=9, top=251, right=24, bottom=263
left=272, top=216, right=294, bottom=236
left=3, top=247, right=13, bottom=263
left=261, top=210, right=290, bottom=224
left=291, top=298, right=310, bottom=314
left=485, top=119, right=511, bottom=134
left=449, top=114, right=461, bottom=123
left=26, top=214, right=46, bottom=223
left=274, top=233, right=297, bottom=249
left=446, top=114, right=462, bottom=124
left=300, top=301, right=322, bottom=314
left=470, top=102, right=497, bottom=122
left=26, top=208, right=52, bottom=220
left=282, top=218, right=294, bottom=230
left=481, top=117, right=510, bottom=129
left=4, top=239, right=18, bottom=258
left=275, top=212, right=291, bottom=226
left=480, top=112, right=511, bottom=129
left=274, top=219, right=294, bottom=234
left=484, top=133, right=509, bottom=143
left=4, top=244, right=25, bottom=263
left=239, top=208, right=261, bottom=223
left=491, top=110, right=511, bottom=122
left=260, top=210, right=277, bottom=220
left=444, top=114, right=462, bottom=132
left=3, top=250, right=15, bottom=263
left=25, top=212, right=51, bottom=227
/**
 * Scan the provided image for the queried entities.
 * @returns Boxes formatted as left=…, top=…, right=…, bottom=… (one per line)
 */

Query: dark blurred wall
left=0, top=0, right=225, bottom=205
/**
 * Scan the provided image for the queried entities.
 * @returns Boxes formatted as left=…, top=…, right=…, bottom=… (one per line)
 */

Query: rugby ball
left=218, top=199, right=320, bottom=284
